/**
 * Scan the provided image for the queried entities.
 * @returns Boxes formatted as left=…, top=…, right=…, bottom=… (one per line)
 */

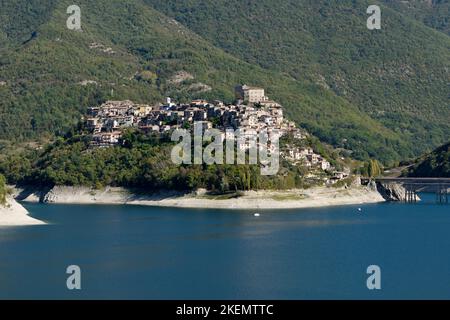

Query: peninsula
left=1, top=85, right=395, bottom=215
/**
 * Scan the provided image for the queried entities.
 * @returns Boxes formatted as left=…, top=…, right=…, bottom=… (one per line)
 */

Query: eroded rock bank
left=17, top=185, right=386, bottom=209
left=375, top=181, right=420, bottom=202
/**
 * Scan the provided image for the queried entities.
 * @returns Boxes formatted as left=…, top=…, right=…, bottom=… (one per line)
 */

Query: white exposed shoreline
left=18, top=185, right=386, bottom=210
left=0, top=196, right=45, bottom=226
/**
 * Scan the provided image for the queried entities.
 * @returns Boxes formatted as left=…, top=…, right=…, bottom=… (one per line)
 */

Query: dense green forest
left=405, top=142, right=450, bottom=177
left=146, top=0, right=450, bottom=162
left=0, top=0, right=449, bottom=165
left=0, top=129, right=345, bottom=192
left=381, top=0, right=449, bottom=35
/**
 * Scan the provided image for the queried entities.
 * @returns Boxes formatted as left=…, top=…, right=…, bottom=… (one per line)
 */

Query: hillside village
left=85, top=85, right=346, bottom=180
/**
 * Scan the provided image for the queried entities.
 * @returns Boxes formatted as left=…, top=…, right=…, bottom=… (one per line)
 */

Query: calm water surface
left=0, top=194, right=449, bottom=299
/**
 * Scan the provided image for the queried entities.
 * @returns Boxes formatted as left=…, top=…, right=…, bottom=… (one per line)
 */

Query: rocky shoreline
left=14, top=185, right=387, bottom=210
left=1, top=182, right=410, bottom=226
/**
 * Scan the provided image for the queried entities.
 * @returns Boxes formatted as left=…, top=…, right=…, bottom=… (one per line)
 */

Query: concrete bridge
left=362, top=177, right=450, bottom=203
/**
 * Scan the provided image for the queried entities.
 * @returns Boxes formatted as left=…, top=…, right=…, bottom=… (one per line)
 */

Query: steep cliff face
left=375, top=182, right=420, bottom=202
left=376, top=182, right=404, bottom=201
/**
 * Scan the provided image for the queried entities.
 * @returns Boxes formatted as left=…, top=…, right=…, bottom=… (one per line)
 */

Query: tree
left=0, top=174, right=8, bottom=206
left=367, top=159, right=382, bottom=178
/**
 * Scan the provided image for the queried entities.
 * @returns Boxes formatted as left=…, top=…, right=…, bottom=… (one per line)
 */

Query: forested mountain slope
left=145, top=0, right=450, bottom=160
left=382, top=0, right=449, bottom=35
left=405, top=142, right=450, bottom=177
left=0, top=0, right=449, bottom=164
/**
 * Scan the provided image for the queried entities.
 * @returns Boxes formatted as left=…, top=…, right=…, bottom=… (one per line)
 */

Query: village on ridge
left=85, top=85, right=348, bottom=182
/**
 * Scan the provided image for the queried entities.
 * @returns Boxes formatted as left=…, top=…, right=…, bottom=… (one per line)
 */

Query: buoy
left=358, top=208, right=362, bottom=212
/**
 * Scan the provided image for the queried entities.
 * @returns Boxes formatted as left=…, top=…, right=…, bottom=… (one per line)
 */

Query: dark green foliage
left=0, top=0, right=449, bottom=164
left=357, top=159, right=383, bottom=177
left=405, top=142, right=450, bottom=177
left=382, top=0, right=450, bottom=36
left=145, top=0, right=450, bottom=162
left=0, top=131, right=321, bottom=192
left=0, top=174, right=7, bottom=206
left=367, top=159, right=383, bottom=178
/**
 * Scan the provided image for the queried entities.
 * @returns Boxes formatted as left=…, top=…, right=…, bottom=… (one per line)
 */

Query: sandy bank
left=0, top=197, right=45, bottom=226
left=20, top=185, right=385, bottom=210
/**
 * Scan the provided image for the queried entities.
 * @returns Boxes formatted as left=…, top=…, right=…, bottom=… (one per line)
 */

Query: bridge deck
left=361, top=177, right=449, bottom=203
left=362, top=177, right=450, bottom=186
left=375, top=177, right=450, bottom=183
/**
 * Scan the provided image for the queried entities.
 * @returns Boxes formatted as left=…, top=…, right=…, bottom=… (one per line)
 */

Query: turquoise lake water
left=0, top=194, right=449, bottom=299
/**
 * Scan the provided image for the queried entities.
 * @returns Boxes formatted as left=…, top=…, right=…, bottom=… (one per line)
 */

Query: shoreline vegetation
left=14, top=185, right=385, bottom=210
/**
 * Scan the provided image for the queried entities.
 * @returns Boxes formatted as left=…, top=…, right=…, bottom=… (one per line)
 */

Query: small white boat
left=253, top=213, right=261, bottom=217
left=358, top=208, right=362, bottom=212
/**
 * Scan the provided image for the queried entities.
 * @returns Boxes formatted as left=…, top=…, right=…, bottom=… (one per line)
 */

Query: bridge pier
left=436, top=185, right=449, bottom=204
left=373, top=177, right=449, bottom=204
left=404, top=186, right=418, bottom=203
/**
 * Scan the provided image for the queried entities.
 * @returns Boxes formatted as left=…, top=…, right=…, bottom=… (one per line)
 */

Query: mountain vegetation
left=405, top=142, right=450, bottom=177
left=0, top=0, right=449, bottom=165
left=0, top=129, right=339, bottom=191
left=382, top=0, right=449, bottom=36
left=0, top=174, right=7, bottom=206
left=145, top=0, right=450, bottom=162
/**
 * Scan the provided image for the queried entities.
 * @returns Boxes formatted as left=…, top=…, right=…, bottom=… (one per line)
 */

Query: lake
left=0, top=194, right=449, bottom=299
